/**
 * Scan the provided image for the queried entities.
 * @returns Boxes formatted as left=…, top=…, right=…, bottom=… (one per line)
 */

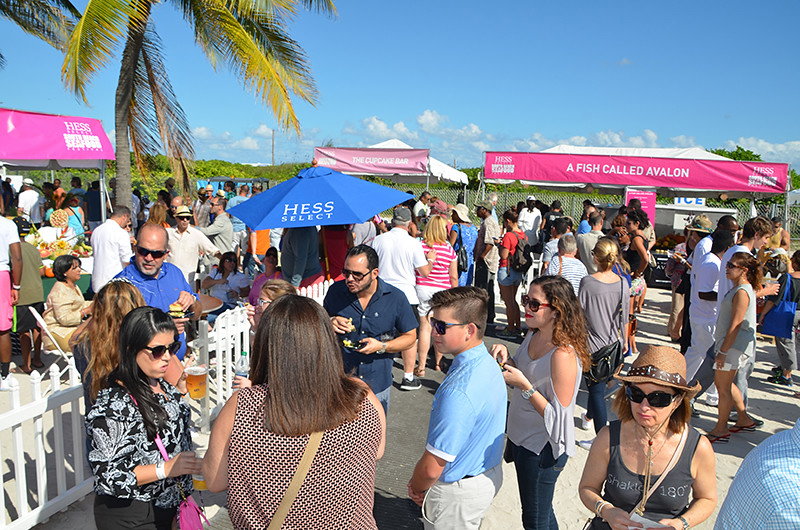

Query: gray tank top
left=714, top=283, right=756, bottom=354
left=590, top=420, right=700, bottom=528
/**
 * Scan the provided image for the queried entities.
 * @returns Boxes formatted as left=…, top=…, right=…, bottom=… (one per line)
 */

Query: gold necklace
left=634, top=419, right=671, bottom=515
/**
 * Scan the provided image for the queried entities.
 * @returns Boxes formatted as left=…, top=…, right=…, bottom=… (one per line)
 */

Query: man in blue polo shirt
left=323, top=245, right=417, bottom=413
left=408, top=286, right=506, bottom=530
left=116, top=223, right=200, bottom=360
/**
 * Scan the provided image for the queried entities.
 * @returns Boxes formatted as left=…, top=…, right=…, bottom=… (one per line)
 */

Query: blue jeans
left=585, top=377, right=607, bottom=435
left=243, top=253, right=265, bottom=279
left=374, top=386, right=390, bottom=415
left=511, top=441, right=568, bottom=530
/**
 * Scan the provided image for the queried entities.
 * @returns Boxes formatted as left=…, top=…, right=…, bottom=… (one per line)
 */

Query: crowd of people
left=1, top=175, right=799, bottom=529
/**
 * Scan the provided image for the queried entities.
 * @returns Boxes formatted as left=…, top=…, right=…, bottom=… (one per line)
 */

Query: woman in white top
left=491, top=275, right=590, bottom=529
left=201, top=251, right=250, bottom=323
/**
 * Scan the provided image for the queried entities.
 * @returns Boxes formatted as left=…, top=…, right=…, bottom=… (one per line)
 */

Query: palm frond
left=1, top=0, right=77, bottom=52
left=62, top=0, right=150, bottom=102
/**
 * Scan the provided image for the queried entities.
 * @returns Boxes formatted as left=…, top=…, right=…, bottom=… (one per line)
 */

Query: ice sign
left=673, top=197, right=706, bottom=207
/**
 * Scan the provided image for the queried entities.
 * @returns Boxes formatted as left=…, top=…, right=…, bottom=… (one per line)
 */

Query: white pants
left=685, top=320, right=715, bottom=380
left=422, top=464, right=502, bottom=530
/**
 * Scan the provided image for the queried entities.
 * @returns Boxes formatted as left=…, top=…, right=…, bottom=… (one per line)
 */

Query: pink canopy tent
left=0, top=107, right=115, bottom=220
left=313, top=146, right=433, bottom=185
left=483, top=147, right=789, bottom=199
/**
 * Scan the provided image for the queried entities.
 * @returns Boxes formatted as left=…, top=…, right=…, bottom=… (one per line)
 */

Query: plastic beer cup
left=185, top=366, right=208, bottom=399
left=193, top=450, right=206, bottom=491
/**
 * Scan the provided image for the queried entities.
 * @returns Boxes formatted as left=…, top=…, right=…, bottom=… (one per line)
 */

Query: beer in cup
left=185, top=366, right=208, bottom=400
left=193, top=450, right=206, bottom=490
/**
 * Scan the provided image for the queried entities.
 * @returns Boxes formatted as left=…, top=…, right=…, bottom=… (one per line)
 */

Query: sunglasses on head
left=136, top=246, right=167, bottom=259
left=625, top=385, right=679, bottom=408
left=521, top=294, right=551, bottom=313
left=430, top=317, right=477, bottom=335
left=342, top=268, right=371, bottom=281
left=143, top=340, right=181, bottom=358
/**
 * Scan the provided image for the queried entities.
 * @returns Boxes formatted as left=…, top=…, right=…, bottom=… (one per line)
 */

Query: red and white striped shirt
left=416, top=242, right=456, bottom=289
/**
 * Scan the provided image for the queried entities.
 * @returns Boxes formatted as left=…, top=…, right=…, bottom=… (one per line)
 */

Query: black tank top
left=623, top=234, right=646, bottom=273
left=589, top=420, right=700, bottom=529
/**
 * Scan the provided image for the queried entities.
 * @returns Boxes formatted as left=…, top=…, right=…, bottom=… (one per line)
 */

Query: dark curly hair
left=530, top=275, right=590, bottom=368
left=626, top=208, right=650, bottom=230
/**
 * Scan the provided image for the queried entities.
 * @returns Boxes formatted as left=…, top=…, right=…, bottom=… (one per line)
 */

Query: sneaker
left=705, top=395, right=719, bottom=407
left=580, top=412, right=593, bottom=431
left=577, top=438, right=595, bottom=450
left=400, top=377, right=422, bottom=391
left=496, top=328, right=520, bottom=339
left=771, top=366, right=784, bottom=376
left=0, top=375, right=11, bottom=392
left=767, top=374, right=794, bottom=386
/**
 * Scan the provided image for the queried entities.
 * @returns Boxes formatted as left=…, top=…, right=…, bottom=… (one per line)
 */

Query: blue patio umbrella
left=227, top=166, right=413, bottom=230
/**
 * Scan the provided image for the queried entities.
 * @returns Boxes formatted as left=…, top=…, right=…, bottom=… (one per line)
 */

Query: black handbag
left=586, top=278, right=626, bottom=383
left=455, top=225, right=469, bottom=274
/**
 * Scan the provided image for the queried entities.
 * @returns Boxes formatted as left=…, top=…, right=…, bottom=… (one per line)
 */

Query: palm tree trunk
left=113, top=11, right=149, bottom=210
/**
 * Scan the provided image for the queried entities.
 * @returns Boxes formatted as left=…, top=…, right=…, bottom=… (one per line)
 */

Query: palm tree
left=0, top=0, right=78, bottom=68
left=62, top=0, right=335, bottom=209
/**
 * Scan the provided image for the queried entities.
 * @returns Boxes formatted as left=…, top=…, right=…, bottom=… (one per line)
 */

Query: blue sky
left=1, top=0, right=798, bottom=168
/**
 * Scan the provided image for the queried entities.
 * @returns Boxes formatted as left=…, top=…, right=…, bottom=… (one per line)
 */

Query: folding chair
left=27, top=306, right=70, bottom=361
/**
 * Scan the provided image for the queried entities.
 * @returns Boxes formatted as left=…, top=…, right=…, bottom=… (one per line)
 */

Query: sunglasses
left=223, top=257, right=235, bottom=263
left=342, top=268, right=371, bottom=281
left=430, top=317, right=476, bottom=335
left=142, top=340, right=181, bottom=358
left=177, top=216, right=192, bottom=221
left=136, top=246, right=167, bottom=259
left=725, top=262, right=744, bottom=270
left=521, top=294, right=551, bottom=313
left=625, top=385, right=680, bottom=408
left=256, top=298, right=271, bottom=308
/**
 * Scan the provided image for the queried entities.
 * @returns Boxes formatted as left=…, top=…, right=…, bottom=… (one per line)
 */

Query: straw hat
left=452, top=204, right=470, bottom=223
left=615, top=345, right=701, bottom=396
left=685, top=214, right=713, bottom=234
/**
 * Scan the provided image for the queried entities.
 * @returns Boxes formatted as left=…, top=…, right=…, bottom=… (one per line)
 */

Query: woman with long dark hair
left=204, top=295, right=386, bottom=528
left=491, top=275, right=590, bottom=529
left=496, top=208, right=528, bottom=338
left=87, top=307, right=202, bottom=529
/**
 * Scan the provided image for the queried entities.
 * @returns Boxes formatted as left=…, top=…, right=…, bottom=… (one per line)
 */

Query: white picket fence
left=0, top=359, right=92, bottom=528
left=190, top=279, right=334, bottom=431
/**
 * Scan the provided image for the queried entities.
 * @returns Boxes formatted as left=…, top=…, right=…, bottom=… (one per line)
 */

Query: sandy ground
left=8, top=286, right=799, bottom=529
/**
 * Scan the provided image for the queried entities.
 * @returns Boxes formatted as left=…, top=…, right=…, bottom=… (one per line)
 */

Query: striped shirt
left=416, top=242, right=456, bottom=289
left=544, top=255, right=587, bottom=296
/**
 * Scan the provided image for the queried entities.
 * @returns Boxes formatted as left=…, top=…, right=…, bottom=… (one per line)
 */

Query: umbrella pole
left=321, top=227, right=331, bottom=281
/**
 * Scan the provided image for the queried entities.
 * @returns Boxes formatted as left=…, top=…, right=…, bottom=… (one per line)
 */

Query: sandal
left=730, top=423, right=758, bottom=433
left=414, top=367, right=425, bottom=378
left=433, top=363, right=441, bottom=371
left=30, top=361, right=45, bottom=369
left=705, top=433, right=730, bottom=444
left=15, top=366, right=32, bottom=375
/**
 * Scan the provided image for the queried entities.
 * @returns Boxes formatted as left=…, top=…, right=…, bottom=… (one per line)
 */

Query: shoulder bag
left=455, top=225, right=469, bottom=274
left=762, top=276, right=797, bottom=339
left=586, top=278, right=625, bottom=383
left=268, top=431, right=324, bottom=529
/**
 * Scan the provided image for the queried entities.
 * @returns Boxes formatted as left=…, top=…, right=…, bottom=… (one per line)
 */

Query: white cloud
left=417, top=109, right=447, bottom=134
left=193, top=126, right=213, bottom=140
left=724, top=137, right=800, bottom=165
left=252, top=124, right=272, bottom=137
left=589, top=129, right=659, bottom=148
left=362, top=116, right=419, bottom=142
left=669, top=135, right=697, bottom=148
left=231, top=137, right=259, bottom=150
left=618, top=58, right=632, bottom=66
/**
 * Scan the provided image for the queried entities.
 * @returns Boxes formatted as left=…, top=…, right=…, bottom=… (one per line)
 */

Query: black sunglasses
left=521, top=294, right=551, bottom=313
left=342, top=268, right=371, bottom=281
left=430, top=317, right=478, bottom=335
left=625, top=385, right=679, bottom=408
left=136, top=246, right=167, bottom=259
left=143, top=340, right=181, bottom=358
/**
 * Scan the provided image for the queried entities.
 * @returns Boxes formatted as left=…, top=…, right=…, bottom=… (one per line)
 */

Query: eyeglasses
left=256, top=298, right=271, bottom=308
left=521, top=294, right=551, bottom=313
left=342, top=268, right=371, bottom=281
left=136, top=246, right=167, bottom=259
left=430, top=318, right=477, bottom=335
left=625, top=385, right=679, bottom=408
left=142, top=340, right=181, bottom=358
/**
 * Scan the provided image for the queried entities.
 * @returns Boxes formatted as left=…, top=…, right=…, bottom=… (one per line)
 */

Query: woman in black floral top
left=87, top=307, right=202, bottom=529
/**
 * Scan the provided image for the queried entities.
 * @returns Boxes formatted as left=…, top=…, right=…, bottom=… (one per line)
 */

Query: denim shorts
left=497, top=265, right=522, bottom=286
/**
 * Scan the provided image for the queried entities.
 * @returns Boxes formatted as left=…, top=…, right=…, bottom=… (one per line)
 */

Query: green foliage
left=707, top=146, right=762, bottom=161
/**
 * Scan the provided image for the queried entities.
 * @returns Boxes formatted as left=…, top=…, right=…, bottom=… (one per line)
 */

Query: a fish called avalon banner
left=227, top=166, right=413, bottom=230
left=484, top=151, right=788, bottom=195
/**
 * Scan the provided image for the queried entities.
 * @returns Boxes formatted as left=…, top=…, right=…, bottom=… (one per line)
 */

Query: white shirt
left=90, top=219, right=133, bottom=292
left=166, top=226, right=220, bottom=282
left=17, top=189, right=40, bottom=222
left=688, top=234, right=712, bottom=268
left=690, top=252, right=721, bottom=324
left=0, top=216, right=21, bottom=271
left=518, top=207, right=542, bottom=244
left=371, top=227, right=428, bottom=304
left=205, top=269, right=249, bottom=304
left=717, top=244, right=750, bottom=315
left=413, top=200, right=429, bottom=220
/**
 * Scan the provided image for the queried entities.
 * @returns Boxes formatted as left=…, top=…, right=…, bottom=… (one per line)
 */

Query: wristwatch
left=521, top=386, right=536, bottom=400
left=377, top=342, right=387, bottom=354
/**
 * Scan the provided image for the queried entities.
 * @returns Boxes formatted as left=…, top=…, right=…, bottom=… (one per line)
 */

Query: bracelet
left=12, top=284, right=20, bottom=290
left=155, top=462, right=167, bottom=480
left=594, top=500, right=611, bottom=518
left=679, top=515, right=690, bottom=529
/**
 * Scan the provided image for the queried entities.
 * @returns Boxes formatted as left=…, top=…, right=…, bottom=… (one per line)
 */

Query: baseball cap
left=13, top=216, right=31, bottom=236
left=430, top=199, right=448, bottom=215
left=475, top=199, right=493, bottom=211
left=526, top=195, right=536, bottom=202
left=175, top=205, right=192, bottom=218
left=393, top=206, right=412, bottom=223
left=686, top=214, right=713, bottom=234
left=22, top=178, right=34, bottom=185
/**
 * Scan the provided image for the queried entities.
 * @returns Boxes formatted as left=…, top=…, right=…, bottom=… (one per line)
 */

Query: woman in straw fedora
left=578, top=346, right=717, bottom=530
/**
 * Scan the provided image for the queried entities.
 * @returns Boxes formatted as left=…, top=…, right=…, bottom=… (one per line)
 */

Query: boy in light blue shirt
left=408, top=287, right=506, bottom=530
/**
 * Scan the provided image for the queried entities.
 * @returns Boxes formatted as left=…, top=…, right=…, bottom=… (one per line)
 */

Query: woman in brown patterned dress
left=203, top=295, right=386, bottom=529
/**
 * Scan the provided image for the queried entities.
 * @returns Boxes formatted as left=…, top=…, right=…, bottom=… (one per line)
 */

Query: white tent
left=368, top=139, right=468, bottom=184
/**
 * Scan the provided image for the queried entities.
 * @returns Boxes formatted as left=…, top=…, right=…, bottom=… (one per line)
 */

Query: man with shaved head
left=115, top=223, right=200, bottom=360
